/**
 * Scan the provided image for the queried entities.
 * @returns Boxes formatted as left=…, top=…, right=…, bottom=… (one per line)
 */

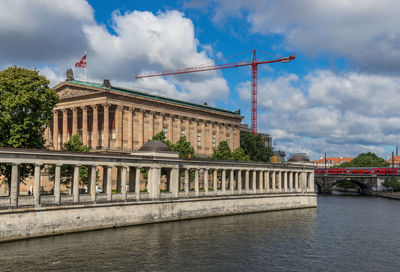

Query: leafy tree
left=231, top=147, right=251, bottom=161
left=151, top=131, right=173, bottom=149
left=336, top=152, right=389, bottom=167
left=171, top=136, right=195, bottom=159
left=0, top=66, right=59, bottom=148
left=212, top=141, right=232, bottom=160
left=240, top=133, right=273, bottom=162
left=0, top=66, right=58, bottom=184
left=383, top=177, right=400, bottom=191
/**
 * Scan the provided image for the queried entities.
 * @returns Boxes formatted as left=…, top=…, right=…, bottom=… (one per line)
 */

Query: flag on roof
left=75, top=54, right=87, bottom=68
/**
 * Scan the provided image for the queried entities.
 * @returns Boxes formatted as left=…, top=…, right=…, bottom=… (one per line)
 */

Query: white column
left=185, top=168, right=190, bottom=197
left=289, top=172, right=293, bottom=192
left=252, top=170, right=257, bottom=193
left=121, top=166, right=127, bottom=200
left=54, top=164, right=61, bottom=204
left=90, top=165, right=97, bottom=202
left=238, top=170, right=242, bottom=194
left=33, top=164, right=41, bottom=207
left=106, top=166, right=112, bottom=201
left=258, top=170, right=263, bottom=192
left=265, top=171, right=270, bottom=192
left=170, top=167, right=179, bottom=198
left=73, top=165, right=80, bottom=203
left=295, top=172, right=299, bottom=192
left=195, top=169, right=200, bottom=197
left=230, top=170, right=234, bottom=193
left=245, top=170, right=249, bottom=193
left=309, top=172, right=315, bottom=192
left=213, top=169, right=218, bottom=194
left=135, top=167, right=141, bottom=200
left=284, top=171, right=288, bottom=192
left=271, top=171, right=276, bottom=192
left=148, top=167, right=161, bottom=199
left=222, top=170, right=226, bottom=194
left=10, top=164, right=20, bottom=207
left=204, top=169, right=209, bottom=195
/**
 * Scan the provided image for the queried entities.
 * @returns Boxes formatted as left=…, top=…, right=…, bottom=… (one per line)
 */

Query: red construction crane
left=136, top=49, right=295, bottom=134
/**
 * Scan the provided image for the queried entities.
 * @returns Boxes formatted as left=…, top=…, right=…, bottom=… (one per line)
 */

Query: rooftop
left=61, top=79, right=241, bottom=117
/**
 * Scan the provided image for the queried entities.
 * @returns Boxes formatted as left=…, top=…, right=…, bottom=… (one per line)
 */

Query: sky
left=1, top=0, right=400, bottom=160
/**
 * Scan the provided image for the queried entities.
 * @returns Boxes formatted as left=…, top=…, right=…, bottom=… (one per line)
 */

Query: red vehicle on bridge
left=349, top=168, right=372, bottom=175
left=327, top=168, right=348, bottom=175
left=374, top=168, right=398, bottom=175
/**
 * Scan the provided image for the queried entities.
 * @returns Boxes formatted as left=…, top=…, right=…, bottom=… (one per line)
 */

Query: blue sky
left=1, top=0, right=400, bottom=160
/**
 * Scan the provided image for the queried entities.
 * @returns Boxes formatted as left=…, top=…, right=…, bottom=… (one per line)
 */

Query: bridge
left=314, top=167, right=398, bottom=194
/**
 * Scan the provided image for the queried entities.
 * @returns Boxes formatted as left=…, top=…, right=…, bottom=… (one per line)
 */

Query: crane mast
left=136, top=50, right=295, bottom=134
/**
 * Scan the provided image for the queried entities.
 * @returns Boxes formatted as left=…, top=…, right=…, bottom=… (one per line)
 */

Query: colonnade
left=0, top=148, right=314, bottom=209
left=49, top=104, right=240, bottom=155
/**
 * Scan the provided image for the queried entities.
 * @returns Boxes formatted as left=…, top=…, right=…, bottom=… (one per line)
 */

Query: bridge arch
left=314, top=182, right=322, bottom=193
left=331, top=178, right=370, bottom=195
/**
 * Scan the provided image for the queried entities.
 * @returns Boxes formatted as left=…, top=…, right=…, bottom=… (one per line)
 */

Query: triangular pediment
left=57, top=86, right=101, bottom=99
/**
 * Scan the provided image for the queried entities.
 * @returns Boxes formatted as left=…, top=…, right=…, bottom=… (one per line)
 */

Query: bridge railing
left=0, top=148, right=315, bottom=209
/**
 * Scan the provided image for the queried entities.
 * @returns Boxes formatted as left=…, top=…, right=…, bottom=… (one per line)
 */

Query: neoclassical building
left=45, top=72, right=243, bottom=157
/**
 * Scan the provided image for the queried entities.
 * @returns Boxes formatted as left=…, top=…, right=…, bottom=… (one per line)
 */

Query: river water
left=1, top=196, right=400, bottom=272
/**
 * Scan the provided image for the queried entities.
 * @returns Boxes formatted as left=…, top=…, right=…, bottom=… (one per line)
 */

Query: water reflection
left=1, top=196, right=399, bottom=272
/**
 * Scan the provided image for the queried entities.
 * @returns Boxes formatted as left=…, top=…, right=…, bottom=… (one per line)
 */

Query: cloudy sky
left=1, top=0, right=400, bottom=160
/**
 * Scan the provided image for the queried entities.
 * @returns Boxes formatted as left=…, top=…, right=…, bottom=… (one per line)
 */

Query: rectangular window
left=226, top=135, right=230, bottom=145
left=197, top=132, right=201, bottom=147
left=163, top=127, right=167, bottom=139
left=180, top=130, right=185, bottom=137
left=212, top=134, right=216, bottom=148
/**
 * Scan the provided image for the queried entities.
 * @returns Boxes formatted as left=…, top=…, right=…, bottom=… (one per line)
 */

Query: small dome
left=139, top=141, right=171, bottom=152
left=288, top=153, right=310, bottom=162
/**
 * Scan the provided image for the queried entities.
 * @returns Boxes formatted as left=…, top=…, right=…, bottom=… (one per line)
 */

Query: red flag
left=75, top=54, right=87, bottom=68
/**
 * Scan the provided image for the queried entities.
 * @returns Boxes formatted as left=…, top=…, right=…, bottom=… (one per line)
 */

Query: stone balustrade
left=0, top=148, right=314, bottom=209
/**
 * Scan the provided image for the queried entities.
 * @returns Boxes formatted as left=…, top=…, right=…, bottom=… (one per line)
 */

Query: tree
left=231, top=147, right=251, bottom=161
left=0, top=66, right=59, bottom=148
left=212, top=141, right=233, bottom=160
left=151, top=131, right=173, bottom=149
left=240, top=133, right=273, bottom=162
left=171, top=136, right=195, bottom=159
left=383, top=177, right=400, bottom=191
left=0, top=66, right=59, bottom=184
left=336, top=152, right=389, bottom=167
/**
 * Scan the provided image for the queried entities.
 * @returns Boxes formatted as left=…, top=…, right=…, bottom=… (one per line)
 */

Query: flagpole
left=84, top=50, right=87, bottom=81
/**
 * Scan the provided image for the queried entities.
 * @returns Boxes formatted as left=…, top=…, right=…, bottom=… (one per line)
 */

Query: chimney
left=204, top=102, right=208, bottom=106
left=102, top=79, right=111, bottom=88
left=66, top=69, right=74, bottom=81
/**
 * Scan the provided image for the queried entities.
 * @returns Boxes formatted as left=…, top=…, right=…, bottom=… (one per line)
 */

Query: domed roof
left=288, top=153, right=310, bottom=162
left=139, top=141, right=171, bottom=152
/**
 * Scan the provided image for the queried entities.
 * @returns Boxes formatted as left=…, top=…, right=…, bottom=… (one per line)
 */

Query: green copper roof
left=66, top=80, right=241, bottom=116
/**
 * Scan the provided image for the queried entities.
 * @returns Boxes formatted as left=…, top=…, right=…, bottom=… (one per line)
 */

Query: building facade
left=312, top=157, right=353, bottom=168
left=45, top=75, right=243, bottom=157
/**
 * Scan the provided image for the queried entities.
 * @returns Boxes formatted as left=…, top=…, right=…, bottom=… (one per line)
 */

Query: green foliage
left=240, top=133, right=273, bottom=162
left=0, top=66, right=59, bottom=148
left=151, top=132, right=195, bottom=159
left=335, top=180, right=360, bottom=189
left=171, top=136, right=195, bottom=159
left=212, top=141, right=232, bottom=160
left=0, top=66, right=58, bottom=183
left=231, top=147, right=251, bottom=161
left=336, top=152, right=389, bottom=167
left=48, top=134, right=95, bottom=186
left=383, top=177, right=400, bottom=191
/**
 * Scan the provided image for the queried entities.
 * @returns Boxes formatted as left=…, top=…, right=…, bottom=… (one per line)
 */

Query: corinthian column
left=115, top=105, right=123, bottom=149
left=72, top=107, right=78, bottom=136
left=62, top=109, right=68, bottom=145
left=127, top=108, right=133, bottom=150
left=103, top=104, right=110, bottom=149
left=53, top=110, right=59, bottom=150
left=92, top=105, right=98, bottom=149
left=82, top=106, right=88, bottom=146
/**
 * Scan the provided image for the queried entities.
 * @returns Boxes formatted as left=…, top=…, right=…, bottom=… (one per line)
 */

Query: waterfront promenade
left=0, top=147, right=316, bottom=242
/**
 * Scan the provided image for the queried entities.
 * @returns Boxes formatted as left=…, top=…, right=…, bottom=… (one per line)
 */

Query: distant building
left=387, top=156, right=400, bottom=167
left=312, top=157, right=353, bottom=168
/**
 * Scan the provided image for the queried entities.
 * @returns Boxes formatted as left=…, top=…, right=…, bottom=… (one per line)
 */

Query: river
left=1, top=196, right=400, bottom=271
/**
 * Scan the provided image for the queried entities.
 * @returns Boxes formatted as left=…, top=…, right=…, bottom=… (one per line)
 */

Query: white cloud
left=250, top=70, right=400, bottom=159
left=186, top=0, right=400, bottom=73
left=0, top=1, right=229, bottom=103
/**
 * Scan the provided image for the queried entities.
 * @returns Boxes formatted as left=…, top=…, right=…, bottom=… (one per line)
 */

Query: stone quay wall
left=0, top=148, right=316, bottom=242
